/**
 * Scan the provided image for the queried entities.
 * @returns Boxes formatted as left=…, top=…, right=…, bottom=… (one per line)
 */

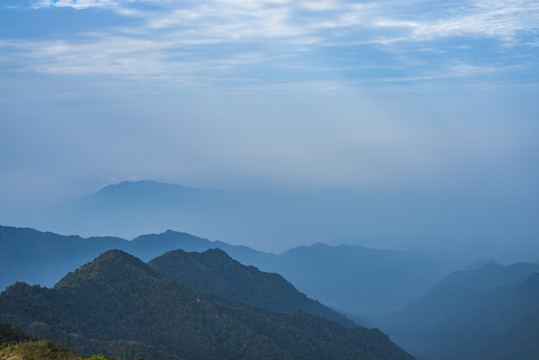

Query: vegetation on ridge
left=0, top=250, right=414, bottom=360
left=0, top=324, right=118, bottom=360
left=148, top=248, right=356, bottom=327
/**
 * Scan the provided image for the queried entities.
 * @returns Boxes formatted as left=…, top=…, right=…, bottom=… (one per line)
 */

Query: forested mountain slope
left=148, top=248, right=355, bottom=327
left=1, top=225, right=463, bottom=318
left=0, top=250, right=415, bottom=360
left=383, top=262, right=539, bottom=360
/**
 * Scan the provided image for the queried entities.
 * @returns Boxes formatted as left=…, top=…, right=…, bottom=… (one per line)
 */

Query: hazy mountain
left=0, top=225, right=271, bottom=291
left=0, top=250, right=415, bottom=360
left=148, top=248, right=355, bottom=327
left=461, top=258, right=499, bottom=271
left=384, top=262, right=539, bottom=331
left=0, top=225, right=127, bottom=290
left=267, top=243, right=464, bottom=317
left=0, top=225, right=464, bottom=318
left=128, top=230, right=276, bottom=269
left=383, top=262, right=539, bottom=360
left=26, top=180, right=536, bottom=263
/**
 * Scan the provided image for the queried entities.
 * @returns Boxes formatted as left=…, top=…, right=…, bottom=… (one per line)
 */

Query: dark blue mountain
left=0, top=250, right=415, bottom=360
left=25, top=180, right=537, bottom=263
left=148, top=248, right=355, bottom=327
left=0, top=225, right=464, bottom=318
left=383, top=262, right=539, bottom=360
left=0, top=225, right=126, bottom=290
left=269, top=242, right=462, bottom=317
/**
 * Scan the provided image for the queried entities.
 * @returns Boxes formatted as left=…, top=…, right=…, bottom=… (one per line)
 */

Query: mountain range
left=382, top=261, right=539, bottom=360
left=2, top=224, right=538, bottom=359
left=0, top=224, right=464, bottom=317
left=0, top=249, right=415, bottom=360
left=147, top=248, right=355, bottom=327
left=10, top=180, right=536, bottom=263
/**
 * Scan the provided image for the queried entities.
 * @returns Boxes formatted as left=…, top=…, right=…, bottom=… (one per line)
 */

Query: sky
left=1, top=0, right=538, bottom=253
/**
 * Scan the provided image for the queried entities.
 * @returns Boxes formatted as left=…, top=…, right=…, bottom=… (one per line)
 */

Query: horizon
left=1, top=178, right=537, bottom=263
left=1, top=0, right=538, bottom=263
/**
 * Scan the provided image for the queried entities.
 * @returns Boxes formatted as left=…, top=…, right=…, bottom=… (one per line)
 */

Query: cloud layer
left=0, top=0, right=537, bottom=197
left=1, top=0, right=538, bottom=92
left=1, top=0, right=538, bottom=259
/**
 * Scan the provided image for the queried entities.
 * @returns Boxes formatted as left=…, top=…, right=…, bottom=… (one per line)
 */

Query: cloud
left=32, top=0, right=539, bottom=42
left=36, top=0, right=114, bottom=9
left=1, top=0, right=537, bottom=91
left=1, top=0, right=537, bottom=264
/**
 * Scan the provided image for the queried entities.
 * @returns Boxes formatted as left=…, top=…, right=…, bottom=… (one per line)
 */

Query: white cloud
left=32, top=0, right=539, bottom=43
left=298, top=0, right=342, bottom=11
left=47, top=0, right=111, bottom=9
left=2, top=0, right=537, bottom=90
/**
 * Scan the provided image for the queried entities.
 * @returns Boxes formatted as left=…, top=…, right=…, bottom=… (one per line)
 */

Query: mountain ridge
left=148, top=248, right=355, bottom=327
left=0, top=249, right=415, bottom=360
left=0, top=224, right=465, bottom=318
left=382, top=262, right=539, bottom=360
left=24, top=179, right=536, bottom=264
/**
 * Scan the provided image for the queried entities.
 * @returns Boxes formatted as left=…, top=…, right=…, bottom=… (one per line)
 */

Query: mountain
left=382, top=262, right=539, bottom=360
left=0, top=225, right=127, bottom=291
left=20, top=180, right=537, bottom=264
left=267, top=243, right=463, bottom=317
left=148, top=248, right=355, bottom=327
left=0, top=225, right=464, bottom=318
left=0, top=250, right=415, bottom=360
left=0, top=225, right=270, bottom=291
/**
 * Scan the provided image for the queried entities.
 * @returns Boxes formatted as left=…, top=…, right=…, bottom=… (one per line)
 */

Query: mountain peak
left=93, top=249, right=144, bottom=266
left=98, top=180, right=189, bottom=194
left=200, top=247, right=232, bottom=259
left=1, top=248, right=414, bottom=360
left=54, top=249, right=164, bottom=289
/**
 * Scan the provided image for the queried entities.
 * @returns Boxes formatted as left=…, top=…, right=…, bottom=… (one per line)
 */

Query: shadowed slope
left=383, top=262, right=539, bottom=360
left=148, top=248, right=356, bottom=327
left=0, top=250, right=415, bottom=360
left=1, top=225, right=464, bottom=318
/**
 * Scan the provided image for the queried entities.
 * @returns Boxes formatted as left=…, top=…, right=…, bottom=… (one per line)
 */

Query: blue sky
left=1, top=0, right=538, bottom=223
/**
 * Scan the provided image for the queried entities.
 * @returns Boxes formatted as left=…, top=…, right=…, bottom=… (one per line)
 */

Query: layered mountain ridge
left=148, top=248, right=355, bottom=327
left=0, top=249, right=415, bottom=360
left=382, top=261, right=539, bottom=360
left=0, top=224, right=464, bottom=317
left=28, top=180, right=534, bottom=264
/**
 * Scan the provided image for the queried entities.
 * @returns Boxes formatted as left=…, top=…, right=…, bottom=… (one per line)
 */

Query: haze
left=1, top=0, right=538, bottom=260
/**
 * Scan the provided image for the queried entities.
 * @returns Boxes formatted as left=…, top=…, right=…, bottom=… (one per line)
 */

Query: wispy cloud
left=31, top=0, right=539, bottom=41
left=2, top=0, right=538, bottom=90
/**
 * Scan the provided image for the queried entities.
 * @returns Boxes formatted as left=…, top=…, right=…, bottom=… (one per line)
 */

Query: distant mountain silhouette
left=0, top=225, right=273, bottom=290
left=148, top=248, right=355, bottom=327
left=383, top=262, right=539, bottom=360
left=0, top=225, right=127, bottom=290
left=0, top=250, right=415, bottom=360
left=267, top=242, right=464, bottom=317
left=25, top=179, right=535, bottom=263
left=0, top=225, right=464, bottom=318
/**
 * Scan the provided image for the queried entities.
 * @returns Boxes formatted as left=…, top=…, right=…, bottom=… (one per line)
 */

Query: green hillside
left=0, top=324, right=118, bottom=360
left=0, top=250, right=414, bottom=360
left=148, top=248, right=355, bottom=327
